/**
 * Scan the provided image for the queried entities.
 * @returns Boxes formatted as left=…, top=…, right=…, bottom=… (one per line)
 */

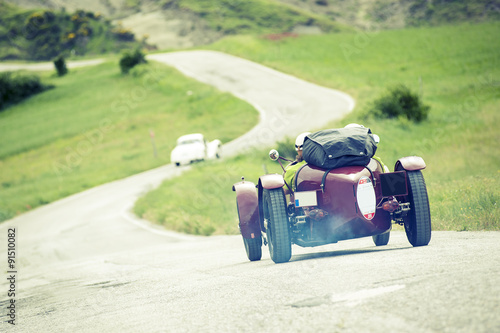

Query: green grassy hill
left=275, top=0, right=500, bottom=29
left=0, top=61, right=257, bottom=222
left=134, top=22, right=500, bottom=234
left=403, top=0, right=500, bottom=26
left=175, top=0, right=351, bottom=34
left=3, top=0, right=498, bottom=55
left=163, top=0, right=500, bottom=37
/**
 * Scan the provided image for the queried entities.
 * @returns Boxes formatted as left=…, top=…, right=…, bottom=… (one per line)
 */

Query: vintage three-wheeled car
left=233, top=127, right=431, bottom=263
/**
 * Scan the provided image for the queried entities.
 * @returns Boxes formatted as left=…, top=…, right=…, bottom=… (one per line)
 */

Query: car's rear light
left=308, top=209, right=328, bottom=220
left=382, top=200, right=400, bottom=212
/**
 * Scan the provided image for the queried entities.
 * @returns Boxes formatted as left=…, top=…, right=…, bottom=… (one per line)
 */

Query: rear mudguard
left=395, top=156, right=426, bottom=171
left=233, top=181, right=261, bottom=239
left=259, top=173, right=285, bottom=190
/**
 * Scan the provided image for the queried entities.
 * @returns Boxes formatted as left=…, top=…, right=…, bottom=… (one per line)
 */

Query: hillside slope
left=0, top=1, right=146, bottom=60
left=2, top=0, right=349, bottom=51
left=5, top=0, right=498, bottom=51
left=275, top=0, right=500, bottom=29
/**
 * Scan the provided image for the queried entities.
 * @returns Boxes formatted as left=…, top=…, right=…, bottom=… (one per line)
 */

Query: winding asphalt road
left=1, top=52, right=499, bottom=332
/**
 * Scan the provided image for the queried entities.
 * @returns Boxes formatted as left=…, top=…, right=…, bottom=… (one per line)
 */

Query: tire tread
left=406, top=171, right=432, bottom=246
left=265, top=189, right=291, bottom=263
left=243, top=237, right=262, bottom=261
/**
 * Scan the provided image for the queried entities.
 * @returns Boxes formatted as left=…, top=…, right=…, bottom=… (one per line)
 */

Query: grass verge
left=134, top=152, right=273, bottom=235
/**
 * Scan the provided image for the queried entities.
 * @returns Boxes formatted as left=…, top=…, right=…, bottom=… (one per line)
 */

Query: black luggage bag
left=302, top=127, right=378, bottom=170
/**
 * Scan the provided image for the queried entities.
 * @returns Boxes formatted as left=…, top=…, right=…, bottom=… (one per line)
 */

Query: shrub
left=53, top=55, right=68, bottom=76
left=370, top=84, right=430, bottom=122
left=119, top=49, right=146, bottom=74
left=0, top=72, right=53, bottom=111
left=112, top=26, right=135, bottom=42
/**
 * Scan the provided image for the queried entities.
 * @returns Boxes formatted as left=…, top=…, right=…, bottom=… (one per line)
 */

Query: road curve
left=147, top=50, right=354, bottom=157
left=1, top=52, right=499, bottom=333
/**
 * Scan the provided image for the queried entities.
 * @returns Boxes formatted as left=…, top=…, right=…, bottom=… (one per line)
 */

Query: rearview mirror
left=269, top=149, right=279, bottom=161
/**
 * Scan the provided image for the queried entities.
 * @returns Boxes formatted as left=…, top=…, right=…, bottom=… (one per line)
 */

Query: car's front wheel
left=263, top=188, right=291, bottom=263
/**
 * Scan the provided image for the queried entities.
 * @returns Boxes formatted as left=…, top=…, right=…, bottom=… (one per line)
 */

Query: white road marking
left=291, top=284, right=406, bottom=308
left=332, top=284, right=406, bottom=307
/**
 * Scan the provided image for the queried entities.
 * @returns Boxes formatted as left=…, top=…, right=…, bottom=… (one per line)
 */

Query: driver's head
left=295, top=132, right=311, bottom=155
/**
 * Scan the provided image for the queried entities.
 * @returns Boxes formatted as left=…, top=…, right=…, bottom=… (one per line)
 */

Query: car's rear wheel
left=242, top=237, right=262, bottom=261
left=263, top=188, right=291, bottom=263
left=372, top=232, right=390, bottom=246
left=403, top=171, right=431, bottom=246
